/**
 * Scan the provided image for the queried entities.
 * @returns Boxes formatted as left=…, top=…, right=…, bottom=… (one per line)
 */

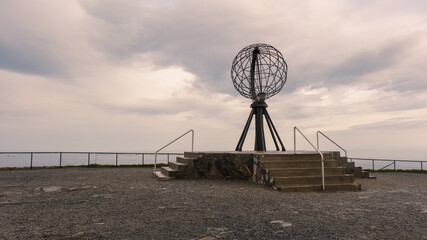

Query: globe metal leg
left=264, top=108, right=280, bottom=151
left=264, top=109, right=286, bottom=151
left=235, top=109, right=255, bottom=151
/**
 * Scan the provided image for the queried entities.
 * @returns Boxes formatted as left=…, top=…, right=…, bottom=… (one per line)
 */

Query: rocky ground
left=0, top=167, right=426, bottom=240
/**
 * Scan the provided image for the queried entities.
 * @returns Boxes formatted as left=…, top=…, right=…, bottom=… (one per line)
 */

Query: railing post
left=372, top=159, right=375, bottom=171
left=59, top=152, right=62, bottom=168
left=394, top=160, right=396, bottom=171
left=115, top=153, right=118, bottom=167
left=316, top=132, right=319, bottom=150
left=154, top=154, right=158, bottom=175
left=142, top=153, right=144, bottom=165
left=191, top=130, right=194, bottom=152
left=30, top=153, right=33, bottom=169
left=167, top=154, right=170, bottom=164
left=88, top=153, right=90, bottom=166
left=421, top=162, right=423, bottom=171
left=293, top=127, right=296, bottom=153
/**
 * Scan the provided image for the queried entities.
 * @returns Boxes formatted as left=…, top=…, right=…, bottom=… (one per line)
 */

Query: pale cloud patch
left=0, top=0, right=102, bottom=78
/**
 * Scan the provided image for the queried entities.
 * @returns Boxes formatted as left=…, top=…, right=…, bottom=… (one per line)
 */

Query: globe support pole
left=235, top=101, right=286, bottom=152
left=254, top=101, right=267, bottom=151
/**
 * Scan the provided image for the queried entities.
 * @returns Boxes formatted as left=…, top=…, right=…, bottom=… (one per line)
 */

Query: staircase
left=154, top=154, right=197, bottom=180
left=258, top=152, right=360, bottom=192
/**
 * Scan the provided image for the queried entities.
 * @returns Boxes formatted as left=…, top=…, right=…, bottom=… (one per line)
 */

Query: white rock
left=199, top=237, right=216, bottom=240
left=270, top=220, right=292, bottom=228
left=42, top=186, right=62, bottom=193
left=71, top=232, right=84, bottom=237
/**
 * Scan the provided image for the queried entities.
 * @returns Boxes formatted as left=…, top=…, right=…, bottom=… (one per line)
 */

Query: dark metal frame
left=232, top=43, right=288, bottom=151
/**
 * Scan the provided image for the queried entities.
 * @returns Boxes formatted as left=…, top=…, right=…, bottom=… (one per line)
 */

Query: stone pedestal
left=182, top=152, right=255, bottom=180
left=157, top=151, right=364, bottom=192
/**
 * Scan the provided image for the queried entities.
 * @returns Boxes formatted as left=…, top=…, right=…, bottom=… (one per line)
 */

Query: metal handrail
left=294, top=127, right=325, bottom=190
left=316, top=131, right=347, bottom=157
left=0, top=152, right=181, bottom=169
left=348, top=157, right=426, bottom=171
left=378, top=161, right=395, bottom=171
left=0, top=151, right=181, bottom=155
left=153, top=129, right=194, bottom=175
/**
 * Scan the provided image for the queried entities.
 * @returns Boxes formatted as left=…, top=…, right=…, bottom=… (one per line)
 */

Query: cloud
left=78, top=1, right=425, bottom=96
left=350, top=117, right=427, bottom=131
left=328, top=43, right=403, bottom=81
left=1, top=0, right=427, bottom=157
left=79, top=0, right=315, bottom=94
left=0, top=0, right=101, bottom=78
left=3, top=0, right=426, bottom=94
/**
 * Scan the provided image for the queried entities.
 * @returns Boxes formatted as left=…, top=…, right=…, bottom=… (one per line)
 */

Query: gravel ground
left=0, top=167, right=426, bottom=240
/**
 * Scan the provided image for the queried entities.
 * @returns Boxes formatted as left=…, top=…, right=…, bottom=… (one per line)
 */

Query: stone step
left=337, top=156, right=349, bottom=167
left=331, top=151, right=342, bottom=159
left=154, top=171, right=174, bottom=180
left=183, top=152, right=199, bottom=159
left=176, top=157, right=196, bottom=167
left=261, top=153, right=333, bottom=161
left=347, top=161, right=355, bottom=168
left=169, top=162, right=187, bottom=171
left=160, top=167, right=178, bottom=177
left=279, top=183, right=360, bottom=192
left=262, top=160, right=339, bottom=168
left=274, top=174, right=354, bottom=185
left=268, top=167, right=345, bottom=177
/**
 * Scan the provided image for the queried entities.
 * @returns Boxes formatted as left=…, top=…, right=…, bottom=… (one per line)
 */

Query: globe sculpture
left=231, top=43, right=288, bottom=151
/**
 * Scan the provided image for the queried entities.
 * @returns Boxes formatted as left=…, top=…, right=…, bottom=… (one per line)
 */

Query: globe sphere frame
left=231, top=43, right=288, bottom=101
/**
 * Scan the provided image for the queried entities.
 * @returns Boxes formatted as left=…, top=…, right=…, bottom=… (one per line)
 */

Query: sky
left=1, top=0, right=427, bottom=160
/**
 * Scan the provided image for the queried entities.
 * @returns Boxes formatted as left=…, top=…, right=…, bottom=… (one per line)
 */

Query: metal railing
left=153, top=129, right=194, bottom=175
left=348, top=157, right=426, bottom=171
left=316, top=131, right=347, bottom=157
left=294, top=127, right=325, bottom=190
left=0, top=152, right=182, bottom=169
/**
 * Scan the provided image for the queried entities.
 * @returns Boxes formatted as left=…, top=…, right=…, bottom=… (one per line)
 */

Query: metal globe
left=231, top=43, right=288, bottom=101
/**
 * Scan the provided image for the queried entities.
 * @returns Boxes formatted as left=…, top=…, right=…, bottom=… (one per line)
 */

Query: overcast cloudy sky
left=1, top=0, right=426, bottom=159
